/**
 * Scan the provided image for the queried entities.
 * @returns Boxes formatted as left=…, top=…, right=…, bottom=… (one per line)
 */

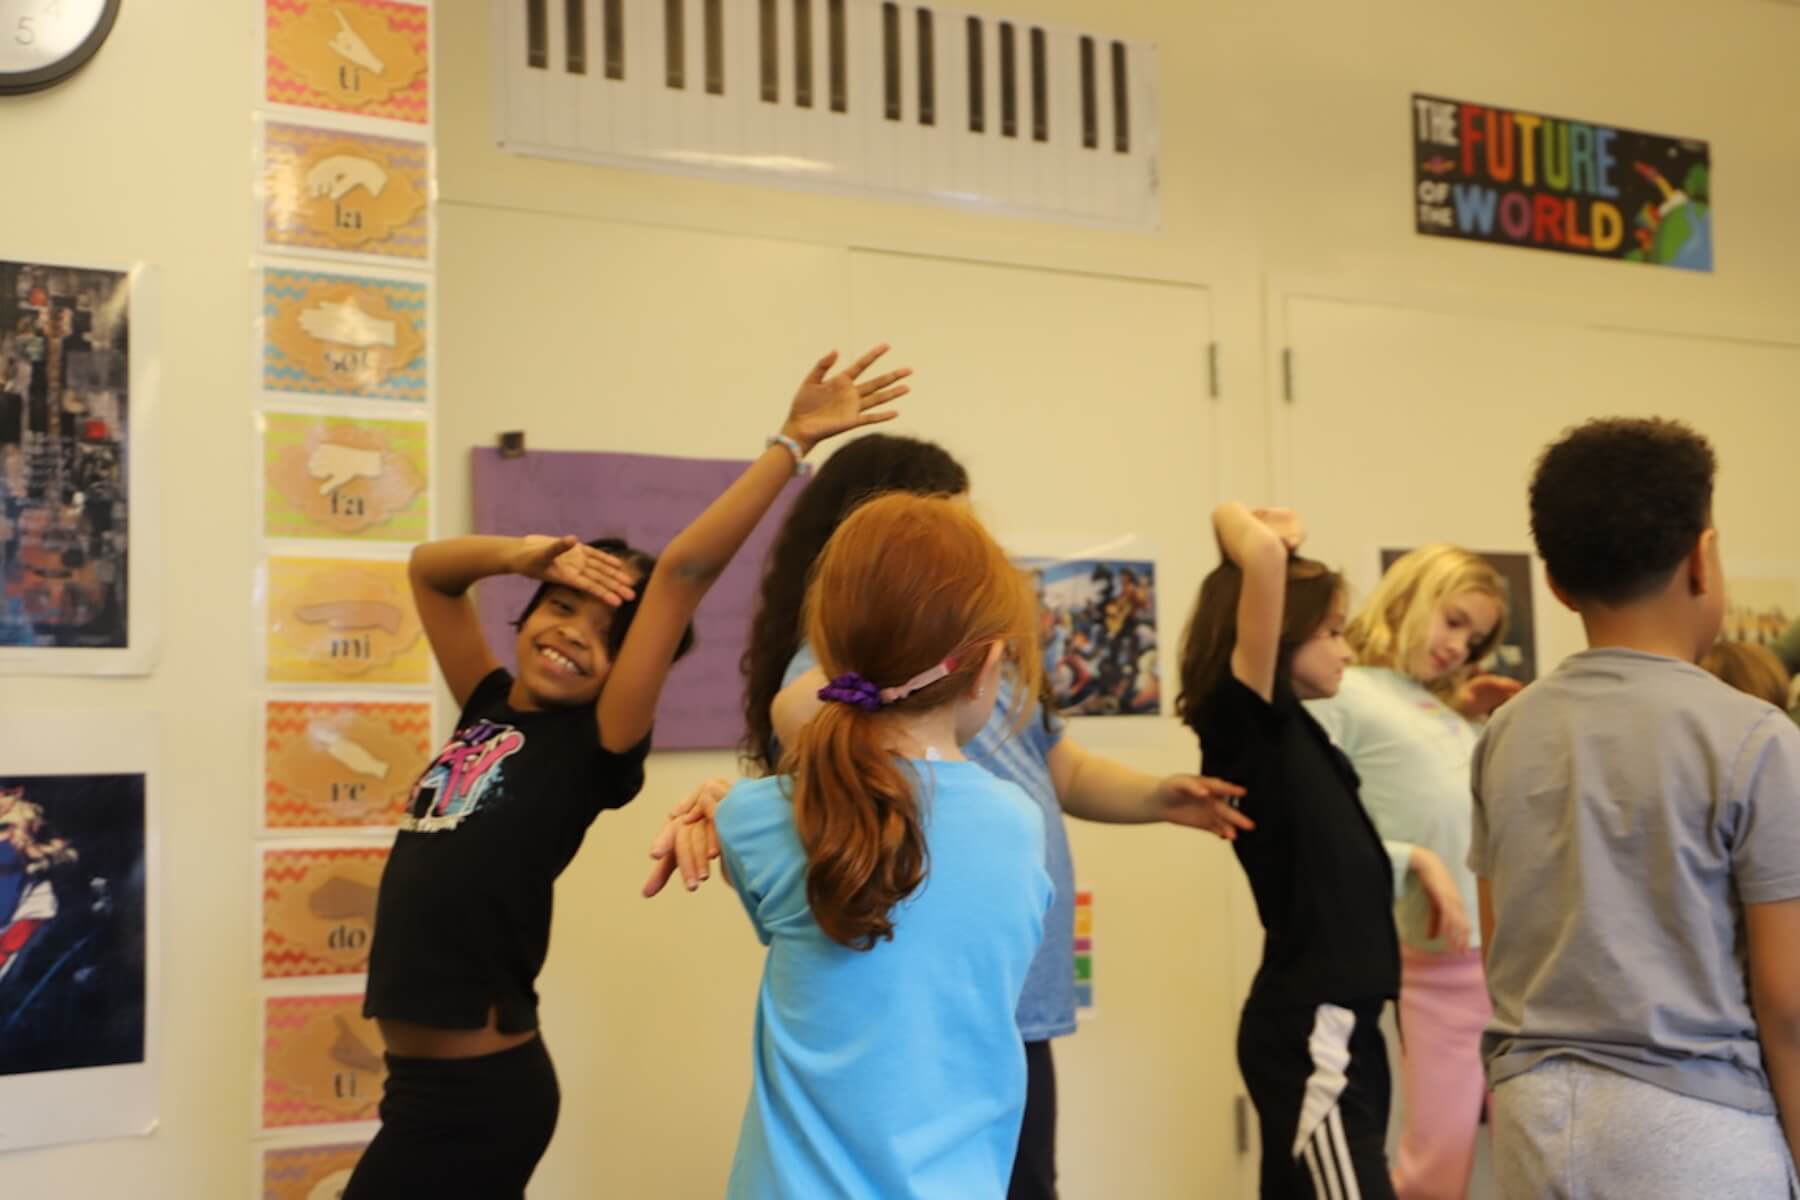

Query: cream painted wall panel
left=847, top=249, right=1247, bottom=1197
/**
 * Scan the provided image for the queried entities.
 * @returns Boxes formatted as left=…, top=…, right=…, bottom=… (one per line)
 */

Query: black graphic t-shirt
left=364, top=669, right=650, bottom=1032
left=1188, top=675, right=1399, bottom=1009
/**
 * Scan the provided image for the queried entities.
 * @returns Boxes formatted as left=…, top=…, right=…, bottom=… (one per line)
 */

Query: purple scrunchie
left=818, top=673, right=882, bottom=712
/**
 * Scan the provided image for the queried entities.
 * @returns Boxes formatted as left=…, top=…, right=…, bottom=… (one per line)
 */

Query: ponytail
left=789, top=703, right=928, bottom=950
left=787, top=492, right=1041, bottom=951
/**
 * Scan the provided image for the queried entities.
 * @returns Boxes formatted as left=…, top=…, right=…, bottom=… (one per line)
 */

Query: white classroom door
left=848, top=248, right=1249, bottom=1199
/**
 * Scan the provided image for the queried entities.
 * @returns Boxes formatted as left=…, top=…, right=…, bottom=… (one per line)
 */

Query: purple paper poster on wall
left=471, top=447, right=803, bottom=750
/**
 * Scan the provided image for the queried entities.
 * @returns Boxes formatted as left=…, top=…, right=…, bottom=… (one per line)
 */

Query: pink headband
left=878, top=658, right=957, bottom=705
left=818, top=656, right=960, bottom=712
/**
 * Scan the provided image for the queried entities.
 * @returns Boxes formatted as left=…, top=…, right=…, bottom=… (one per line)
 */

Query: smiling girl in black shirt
left=344, top=345, right=910, bottom=1200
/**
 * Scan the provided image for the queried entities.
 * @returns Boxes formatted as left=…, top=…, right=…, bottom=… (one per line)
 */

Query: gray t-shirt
left=1470, top=647, right=1800, bottom=1113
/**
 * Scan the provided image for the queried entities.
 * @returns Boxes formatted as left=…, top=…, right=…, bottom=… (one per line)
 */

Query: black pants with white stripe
left=1239, top=1000, right=1396, bottom=1200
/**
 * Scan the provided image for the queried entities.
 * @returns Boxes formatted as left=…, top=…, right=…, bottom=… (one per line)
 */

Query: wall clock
left=0, top=0, right=120, bottom=95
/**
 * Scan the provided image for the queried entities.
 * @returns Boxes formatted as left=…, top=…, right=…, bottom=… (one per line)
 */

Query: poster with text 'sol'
left=1412, top=94, right=1712, bottom=272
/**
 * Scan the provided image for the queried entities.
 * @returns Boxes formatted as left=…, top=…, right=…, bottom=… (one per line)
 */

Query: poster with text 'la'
left=471, top=448, right=804, bottom=750
left=1412, top=94, right=1711, bottom=271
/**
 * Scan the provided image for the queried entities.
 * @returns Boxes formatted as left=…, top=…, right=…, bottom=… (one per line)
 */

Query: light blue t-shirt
left=783, top=646, right=1077, bottom=1040
left=717, top=763, right=1051, bottom=1200
left=1309, top=666, right=1482, bottom=951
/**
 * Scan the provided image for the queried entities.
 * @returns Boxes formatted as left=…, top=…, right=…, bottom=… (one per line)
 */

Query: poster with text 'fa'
left=1412, top=95, right=1711, bottom=271
left=262, top=412, right=428, bottom=542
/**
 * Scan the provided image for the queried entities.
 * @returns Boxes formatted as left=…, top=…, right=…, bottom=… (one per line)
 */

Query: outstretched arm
left=1047, top=738, right=1251, bottom=839
left=597, top=347, right=910, bottom=752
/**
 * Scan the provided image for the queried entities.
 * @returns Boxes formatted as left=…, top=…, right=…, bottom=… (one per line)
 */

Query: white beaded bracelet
left=766, top=433, right=812, bottom=475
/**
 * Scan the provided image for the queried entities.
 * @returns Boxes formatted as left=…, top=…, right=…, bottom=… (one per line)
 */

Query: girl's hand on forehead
left=512, top=535, right=639, bottom=607
left=1249, top=507, right=1306, bottom=552
left=780, top=343, right=911, bottom=452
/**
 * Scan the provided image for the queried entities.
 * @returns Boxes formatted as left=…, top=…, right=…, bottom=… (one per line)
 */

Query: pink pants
left=1392, top=946, right=1492, bottom=1200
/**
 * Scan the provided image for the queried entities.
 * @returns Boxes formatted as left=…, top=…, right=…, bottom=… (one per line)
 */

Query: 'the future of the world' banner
left=1412, top=94, right=1712, bottom=272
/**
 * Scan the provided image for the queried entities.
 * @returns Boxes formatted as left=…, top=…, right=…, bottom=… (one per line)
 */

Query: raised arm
left=597, top=347, right=910, bottom=752
left=410, top=534, right=636, bottom=707
left=1215, top=504, right=1301, bottom=703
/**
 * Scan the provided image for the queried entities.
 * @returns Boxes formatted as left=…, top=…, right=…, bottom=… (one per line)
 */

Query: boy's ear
left=1687, top=529, right=1720, bottom=598
left=1544, top=571, right=1581, bottom=614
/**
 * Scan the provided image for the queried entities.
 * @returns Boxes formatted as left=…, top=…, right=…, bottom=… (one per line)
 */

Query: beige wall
left=0, top=1, right=258, bottom=1197
left=3, top=0, right=1798, bottom=1196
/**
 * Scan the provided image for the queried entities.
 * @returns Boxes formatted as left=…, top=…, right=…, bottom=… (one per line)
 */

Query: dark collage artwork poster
left=0, top=260, right=132, bottom=650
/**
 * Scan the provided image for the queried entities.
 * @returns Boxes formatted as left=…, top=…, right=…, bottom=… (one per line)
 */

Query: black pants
left=344, top=1035, right=560, bottom=1200
left=1238, top=1001, right=1395, bottom=1200
left=1008, top=1039, right=1058, bottom=1200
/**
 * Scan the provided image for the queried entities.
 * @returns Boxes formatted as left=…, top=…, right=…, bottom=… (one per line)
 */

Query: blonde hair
left=1701, top=641, right=1792, bottom=709
left=1345, top=545, right=1509, bottom=696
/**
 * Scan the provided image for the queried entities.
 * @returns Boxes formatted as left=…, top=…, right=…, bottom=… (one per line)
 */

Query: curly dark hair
left=1529, top=417, right=1716, bottom=605
left=740, top=435, right=969, bottom=773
